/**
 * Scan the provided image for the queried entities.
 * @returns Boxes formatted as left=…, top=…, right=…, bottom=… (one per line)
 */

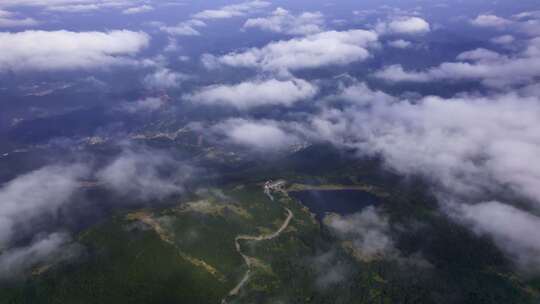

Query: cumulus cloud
left=160, top=19, right=206, bottom=36
left=0, top=164, right=88, bottom=247
left=0, top=30, right=149, bottom=72
left=387, top=39, right=412, bottom=48
left=470, top=14, right=512, bottom=28
left=244, top=7, right=325, bottom=35
left=143, top=67, right=188, bottom=89
left=203, top=29, right=378, bottom=74
left=458, top=201, right=540, bottom=274
left=211, top=119, right=300, bottom=151
left=372, top=64, right=429, bottom=82
left=335, top=81, right=396, bottom=105
left=374, top=38, right=540, bottom=88
left=122, top=4, right=153, bottom=15
left=96, top=148, right=191, bottom=201
left=186, top=78, right=318, bottom=109
left=0, top=232, right=81, bottom=279
left=159, top=0, right=268, bottom=36
left=0, top=9, right=38, bottom=27
left=192, top=0, right=270, bottom=20
left=376, top=16, right=431, bottom=35
left=456, top=48, right=504, bottom=61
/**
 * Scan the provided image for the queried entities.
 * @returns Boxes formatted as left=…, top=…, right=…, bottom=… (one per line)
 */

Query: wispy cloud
left=192, top=0, right=270, bottom=20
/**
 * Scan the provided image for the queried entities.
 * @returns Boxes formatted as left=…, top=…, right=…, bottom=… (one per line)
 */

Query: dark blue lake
left=291, top=190, right=379, bottom=221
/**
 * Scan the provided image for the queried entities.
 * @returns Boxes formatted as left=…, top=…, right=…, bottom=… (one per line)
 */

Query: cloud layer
left=0, top=0, right=141, bottom=13
left=374, top=38, right=540, bottom=88
left=206, top=80, right=540, bottom=270
left=376, top=16, right=430, bottom=35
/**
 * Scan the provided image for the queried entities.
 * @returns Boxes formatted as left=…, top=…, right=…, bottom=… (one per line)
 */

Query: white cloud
left=325, top=207, right=396, bottom=261
left=204, top=29, right=378, bottom=74
left=96, top=148, right=191, bottom=201
left=470, top=14, right=512, bottom=28
left=456, top=48, right=504, bottom=61
left=336, top=81, right=396, bottom=105
left=186, top=78, right=317, bottom=109
left=160, top=19, right=206, bottom=36
left=0, top=232, right=81, bottom=279
left=491, top=35, right=515, bottom=45
left=0, top=0, right=138, bottom=13
left=122, top=4, right=153, bottom=15
left=303, top=85, right=540, bottom=205
left=226, top=81, right=540, bottom=271
left=244, top=7, right=325, bottom=35
left=469, top=11, right=540, bottom=36
left=373, top=64, right=430, bottom=82
left=0, top=9, right=38, bottom=27
left=0, top=30, right=149, bottom=72
left=513, top=10, right=540, bottom=20
left=324, top=206, right=431, bottom=267
left=376, top=16, right=431, bottom=35
left=234, top=81, right=540, bottom=271
left=207, top=82, right=537, bottom=212
left=159, top=0, right=268, bottom=36
left=0, top=165, right=87, bottom=247
left=213, top=119, right=300, bottom=151
left=143, top=67, right=188, bottom=89
left=0, top=146, right=194, bottom=278
left=204, top=80, right=540, bottom=271
left=458, top=201, right=540, bottom=274
left=374, top=38, right=540, bottom=88
left=387, top=39, right=412, bottom=48
left=192, top=0, right=270, bottom=20
left=164, top=37, right=180, bottom=52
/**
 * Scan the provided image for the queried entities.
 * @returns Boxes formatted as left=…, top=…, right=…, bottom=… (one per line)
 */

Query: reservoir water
left=290, top=190, right=379, bottom=221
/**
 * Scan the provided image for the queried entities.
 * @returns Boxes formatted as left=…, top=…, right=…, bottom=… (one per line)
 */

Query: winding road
left=222, top=207, right=294, bottom=303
